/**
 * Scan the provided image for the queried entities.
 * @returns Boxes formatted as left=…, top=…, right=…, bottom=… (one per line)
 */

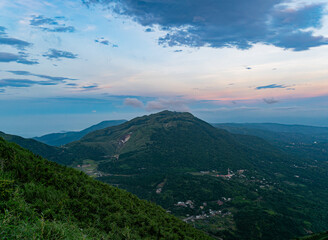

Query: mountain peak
left=138, top=110, right=195, bottom=121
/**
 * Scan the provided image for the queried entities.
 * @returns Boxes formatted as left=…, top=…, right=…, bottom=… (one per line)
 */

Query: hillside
left=0, top=131, right=61, bottom=161
left=57, top=111, right=328, bottom=239
left=0, top=137, right=212, bottom=239
left=213, top=123, right=328, bottom=161
left=34, top=120, right=126, bottom=146
left=64, top=111, right=283, bottom=172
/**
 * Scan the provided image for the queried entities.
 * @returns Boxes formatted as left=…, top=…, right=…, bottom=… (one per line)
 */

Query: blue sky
left=1, top=0, right=328, bottom=137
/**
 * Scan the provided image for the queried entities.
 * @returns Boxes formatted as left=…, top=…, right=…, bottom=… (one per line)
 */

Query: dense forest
left=213, top=123, right=328, bottom=162
left=0, top=137, right=212, bottom=239
left=56, top=111, right=328, bottom=239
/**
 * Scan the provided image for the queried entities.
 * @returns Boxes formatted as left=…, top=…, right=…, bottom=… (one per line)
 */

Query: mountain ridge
left=34, top=120, right=127, bottom=146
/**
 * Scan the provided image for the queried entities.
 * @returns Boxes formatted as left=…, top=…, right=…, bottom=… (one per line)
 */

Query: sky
left=0, top=0, right=328, bottom=137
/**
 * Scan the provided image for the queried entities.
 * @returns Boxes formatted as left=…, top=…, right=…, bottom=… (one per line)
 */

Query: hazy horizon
left=1, top=0, right=328, bottom=137
left=2, top=109, right=328, bottom=138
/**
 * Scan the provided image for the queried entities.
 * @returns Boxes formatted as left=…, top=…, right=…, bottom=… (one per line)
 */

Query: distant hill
left=0, top=131, right=61, bottom=162
left=0, top=137, right=212, bottom=239
left=213, top=123, right=328, bottom=161
left=34, top=120, right=126, bottom=146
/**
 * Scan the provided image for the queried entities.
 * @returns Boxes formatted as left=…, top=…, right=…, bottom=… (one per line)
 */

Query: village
left=172, top=197, right=233, bottom=223
left=193, top=168, right=247, bottom=179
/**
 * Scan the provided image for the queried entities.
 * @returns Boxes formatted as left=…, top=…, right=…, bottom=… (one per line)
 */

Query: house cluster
left=156, top=179, right=167, bottom=194
left=175, top=200, right=195, bottom=209
left=217, top=197, right=232, bottom=206
left=216, top=168, right=234, bottom=179
left=199, top=168, right=246, bottom=179
left=183, top=209, right=232, bottom=223
left=199, top=202, right=207, bottom=209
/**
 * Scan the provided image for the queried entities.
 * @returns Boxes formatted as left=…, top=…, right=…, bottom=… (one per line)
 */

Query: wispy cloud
left=0, top=37, right=32, bottom=49
left=124, top=98, right=144, bottom=108
left=84, top=1, right=328, bottom=51
left=0, top=26, right=32, bottom=49
left=0, top=26, right=6, bottom=35
left=0, top=52, right=38, bottom=65
left=256, top=84, right=286, bottom=90
left=263, top=98, right=279, bottom=104
left=43, top=49, right=78, bottom=60
left=81, top=84, right=99, bottom=91
left=7, top=70, right=76, bottom=82
left=124, top=97, right=189, bottom=112
left=0, top=78, right=57, bottom=88
left=95, top=37, right=118, bottom=47
left=30, top=15, right=76, bottom=33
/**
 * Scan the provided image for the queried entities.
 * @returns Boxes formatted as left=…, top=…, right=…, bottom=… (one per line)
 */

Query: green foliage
left=0, top=137, right=212, bottom=239
left=214, top=123, right=328, bottom=162
left=0, top=179, right=14, bottom=200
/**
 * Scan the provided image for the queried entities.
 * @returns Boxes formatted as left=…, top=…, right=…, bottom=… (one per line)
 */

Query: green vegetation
left=53, top=111, right=328, bottom=239
left=0, top=131, right=62, bottom=163
left=213, top=123, right=328, bottom=162
left=0, top=137, right=212, bottom=239
left=3, top=111, right=328, bottom=239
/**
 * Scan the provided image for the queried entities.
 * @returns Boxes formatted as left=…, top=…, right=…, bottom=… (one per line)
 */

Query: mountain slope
left=59, top=111, right=328, bottom=239
left=213, top=123, right=328, bottom=161
left=34, top=120, right=126, bottom=146
left=0, top=137, right=212, bottom=240
left=0, top=131, right=61, bottom=161
left=64, top=111, right=283, bottom=172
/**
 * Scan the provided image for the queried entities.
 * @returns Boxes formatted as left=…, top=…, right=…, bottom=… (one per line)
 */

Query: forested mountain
left=0, top=137, right=212, bottom=239
left=2, top=111, right=328, bottom=239
left=0, top=131, right=61, bottom=162
left=63, top=111, right=284, bottom=170
left=34, top=120, right=126, bottom=146
left=213, top=123, right=328, bottom=161
left=55, top=111, right=328, bottom=239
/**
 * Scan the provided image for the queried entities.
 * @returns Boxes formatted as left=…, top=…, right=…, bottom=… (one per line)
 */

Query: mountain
left=0, top=137, right=212, bottom=239
left=64, top=111, right=286, bottom=171
left=34, top=120, right=126, bottom=146
left=213, top=123, right=328, bottom=161
left=56, top=111, right=328, bottom=239
left=3, top=111, right=328, bottom=239
left=0, top=131, right=61, bottom=161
